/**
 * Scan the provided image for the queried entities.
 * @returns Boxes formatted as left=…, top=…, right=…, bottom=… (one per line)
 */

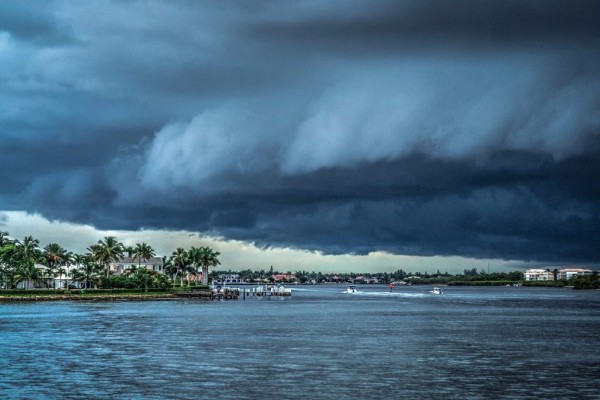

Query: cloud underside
left=1, top=0, right=599, bottom=263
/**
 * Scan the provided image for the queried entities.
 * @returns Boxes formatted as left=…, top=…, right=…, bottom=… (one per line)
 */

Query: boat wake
left=344, top=291, right=426, bottom=298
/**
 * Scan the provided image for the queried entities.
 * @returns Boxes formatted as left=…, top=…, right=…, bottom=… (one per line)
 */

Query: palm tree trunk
left=202, top=266, right=208, bottom=286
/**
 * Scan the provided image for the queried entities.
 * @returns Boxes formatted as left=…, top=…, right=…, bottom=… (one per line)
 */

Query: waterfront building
left=111, top=257, right=164, bottom=275
left=353, top=275, right=379, bottom=284
left=215, top=274, right=242, bottom=284
left=272, top=273, right=296, bottom=283
left=12, top=257, right=165, bottom=289
left=15, top=263, right=52, bottom=289
left=524, top=269, right=554, bottom=281
left=557, top=268, right=592, bottom=280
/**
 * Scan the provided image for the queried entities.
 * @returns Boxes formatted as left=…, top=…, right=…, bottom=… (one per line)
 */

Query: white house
left=15, top=263, right=53, bottom=289
left=53, top=264, right=82, bottom=289
left=524, top=269, right=554, bottom=281
left=557, top=268, right=592, bottom=280
left=13, top=257, right=165, bottom=289
left=110, top=257, right=164, bottom=275
left=215, top=274, right=242, bottom=284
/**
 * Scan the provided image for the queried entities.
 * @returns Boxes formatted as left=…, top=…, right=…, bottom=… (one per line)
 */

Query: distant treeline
left=572, top=274, right=600, bottom=290
left=213, top=268, right=599, bottom=289
left=211, top=268, right=525, bottom=285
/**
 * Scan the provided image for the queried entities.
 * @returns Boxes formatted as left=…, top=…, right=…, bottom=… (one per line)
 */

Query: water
left=1, top=285, right=599, bottom=399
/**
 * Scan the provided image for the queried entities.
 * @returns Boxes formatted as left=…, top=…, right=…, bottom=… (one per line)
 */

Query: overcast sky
left=1, top=1, right=599, bottom=272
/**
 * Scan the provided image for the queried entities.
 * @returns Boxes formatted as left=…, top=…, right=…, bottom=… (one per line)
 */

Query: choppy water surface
left=1, top=285, right=599, bottom=399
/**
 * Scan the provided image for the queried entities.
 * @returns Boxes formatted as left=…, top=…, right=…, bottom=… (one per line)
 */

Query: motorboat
left=430, top=287, right=443, bottom=295
left=346, top=285, right=357, bottom=294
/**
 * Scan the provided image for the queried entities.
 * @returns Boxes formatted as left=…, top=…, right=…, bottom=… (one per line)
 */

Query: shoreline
left=0, top=288, right=243, bottom=302
left=0, top=294, right=180, bottom=302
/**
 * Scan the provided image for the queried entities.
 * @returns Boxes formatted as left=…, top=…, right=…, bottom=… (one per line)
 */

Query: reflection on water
left=1, top=286, right=599, bottom=399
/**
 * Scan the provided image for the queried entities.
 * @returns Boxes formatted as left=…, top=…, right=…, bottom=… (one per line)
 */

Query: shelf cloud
left=1, top=0, right=599, bottom=264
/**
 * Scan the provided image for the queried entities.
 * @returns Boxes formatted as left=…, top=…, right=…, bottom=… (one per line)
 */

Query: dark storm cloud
left=250, top=0, right=600, bottom=50
left=1, top=0, right=600, bottom=263
left=0, top=2, right=71, bottom=45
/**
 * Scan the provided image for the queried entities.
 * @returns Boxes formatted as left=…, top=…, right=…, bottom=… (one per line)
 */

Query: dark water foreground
left=1, top=285, right=598, bottom=399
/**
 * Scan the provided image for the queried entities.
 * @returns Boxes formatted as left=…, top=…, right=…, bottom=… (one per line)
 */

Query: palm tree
left=0, top=231, right=11, bottom=246
left=124, top=246, right=135, bottom=257
left=63, top=251, right=76, bottom=290
left=169, top=248, right=190, bottom=288
left=43, top=243, right=68, bottom=289
left=132, top=242, right=155, bottom=272
left=15, top=236, right=42, bottom=289
left=70, top=253, right=87, bottom=288
left=0, top=236, right=17, bottom=289
left=133, top=268, right=155, bottom=292
left=162, top=256, right=177, bottom=286
left=71, top=257, right=102, bottom=289
left=16, top=263, right=42, bottom=289
left=197, top=246, right=220, bottom=286
left=89, top=236, right=124, bottom=278
left=188, top=246, right=202, bottom=286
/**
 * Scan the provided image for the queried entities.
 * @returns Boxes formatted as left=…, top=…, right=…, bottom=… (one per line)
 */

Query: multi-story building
left=557, top=268, right=592, bottom=280
left=524, top=269, right=554, bottom=281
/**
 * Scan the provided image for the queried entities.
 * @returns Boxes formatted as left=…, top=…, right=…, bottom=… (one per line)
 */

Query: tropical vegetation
left=1, top=229, right=597, bottom=292
left=0, top=230, right=220, bottom=291
left=572, top=273, right=600, bottom=290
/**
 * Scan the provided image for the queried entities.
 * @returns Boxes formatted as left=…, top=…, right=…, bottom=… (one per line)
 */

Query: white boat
left=273, top=284, right=292, bottom=295
left=430, top=287, right=443, bottom=295
left=346, top=285, right=357, bottom=294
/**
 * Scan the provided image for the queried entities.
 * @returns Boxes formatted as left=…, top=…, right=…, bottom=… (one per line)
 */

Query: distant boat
left=346, top=285, right=357, bottom=294
left=430, top=287, right=443, bottom=295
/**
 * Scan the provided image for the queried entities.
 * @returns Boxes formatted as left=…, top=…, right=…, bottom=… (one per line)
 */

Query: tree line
left=210, top=268, right=526, bottom=284
left=0, top=231, right=220, bottom=291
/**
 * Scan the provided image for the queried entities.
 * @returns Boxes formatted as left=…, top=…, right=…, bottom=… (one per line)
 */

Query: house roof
left=112, top=256, right=163, bottom=264
left=272, top=274, right=295, bottom=280
left=558, top=268, right=592, bottom=273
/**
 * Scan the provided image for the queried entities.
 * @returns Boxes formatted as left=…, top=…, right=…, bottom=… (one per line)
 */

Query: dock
left=172, top=288, right=239, bottom=300
left=172, top=285, right=292, bottom=300
left=239, top=285, right=292, bottom=299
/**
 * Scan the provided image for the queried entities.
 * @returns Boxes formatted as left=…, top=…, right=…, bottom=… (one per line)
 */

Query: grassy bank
left=446, top=280, right=521, bottom=286
left=0, top=289, right=171, bottom=302
left=521, top=280, right=568, bottom=287
left=0, top=287, right=212, bottom=301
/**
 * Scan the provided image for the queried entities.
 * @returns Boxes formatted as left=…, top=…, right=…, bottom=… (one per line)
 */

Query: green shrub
left=521, top=280, right=567, bottom=287
left=572, top=274, right=599, bottom=290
